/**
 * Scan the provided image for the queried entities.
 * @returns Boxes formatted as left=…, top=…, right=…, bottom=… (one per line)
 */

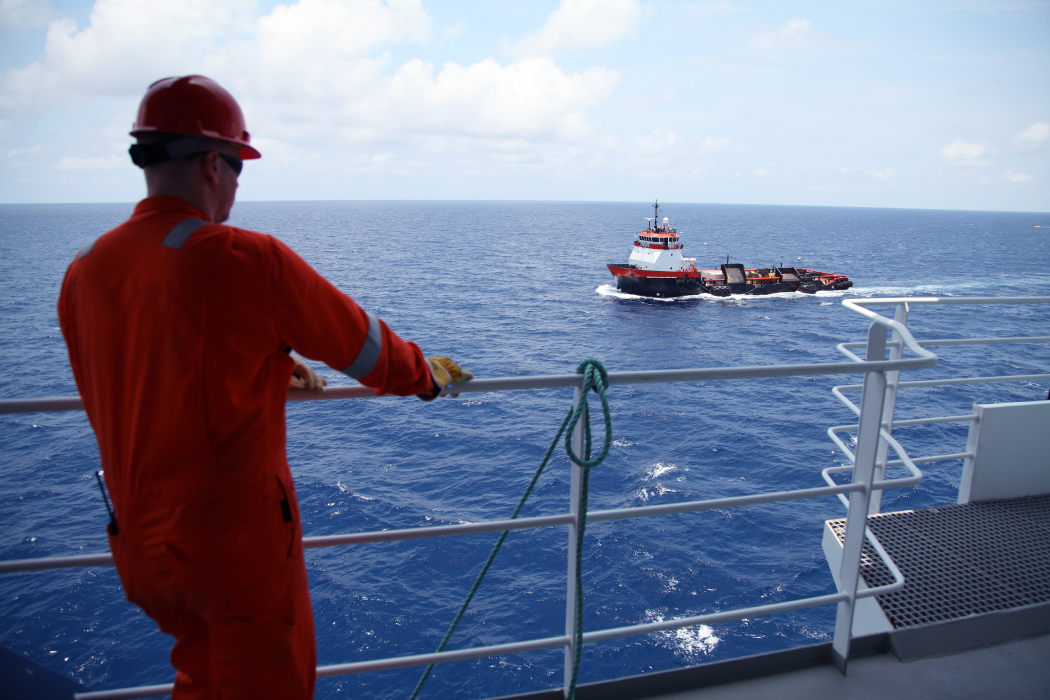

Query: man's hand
left=290, top=357, right=327, bottom=393
left=427, top=356, right=474, bottom=398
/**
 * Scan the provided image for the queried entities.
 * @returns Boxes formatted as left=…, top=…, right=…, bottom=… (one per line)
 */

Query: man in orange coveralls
left=57, top=75, right=471, bottom=700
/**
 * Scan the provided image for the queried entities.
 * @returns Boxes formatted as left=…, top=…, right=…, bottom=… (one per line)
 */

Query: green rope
left=409, top=359, right=612, bottom=700
left=562, top=359, right=611, bottom=699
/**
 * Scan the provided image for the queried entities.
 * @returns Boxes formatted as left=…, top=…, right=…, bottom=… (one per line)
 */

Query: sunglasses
left=187, top=150, right=243, bottom=176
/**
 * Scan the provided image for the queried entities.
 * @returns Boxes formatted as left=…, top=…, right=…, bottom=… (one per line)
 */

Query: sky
left=1, top=0, right=1048, bottom=211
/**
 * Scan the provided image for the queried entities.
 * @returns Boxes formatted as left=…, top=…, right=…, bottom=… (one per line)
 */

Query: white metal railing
left=832, top=297, right=1050, bottom=516
left=818, top=296, right=1049, bottom=667
left=1, top=296, right=1047, bottom=699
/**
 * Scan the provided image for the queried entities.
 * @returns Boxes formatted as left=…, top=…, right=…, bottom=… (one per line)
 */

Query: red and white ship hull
left=606, top=265, right=705, bottom=297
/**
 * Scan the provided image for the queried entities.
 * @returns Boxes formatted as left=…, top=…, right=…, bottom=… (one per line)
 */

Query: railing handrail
left=844, top=295, right=1050, bottom=307
left=0, top=356, right=938, bottom=415
left=32, top=294, right=1050, bottom=416
left=830, top=299, right=1049, bottom=484
left=5, top=298, right=1036, bottom=417
left=0, top=482, right=871, bottom=574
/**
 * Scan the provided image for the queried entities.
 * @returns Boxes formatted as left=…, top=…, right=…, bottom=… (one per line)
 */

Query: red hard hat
left=131, top=75, right=261, bottom=159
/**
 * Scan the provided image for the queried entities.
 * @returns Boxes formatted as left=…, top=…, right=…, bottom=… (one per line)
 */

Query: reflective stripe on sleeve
left=75, top=237, right=99, bottom=259
left=341, top=312, right=382, bottom=379
left=162, top=219, right=209, bottom=250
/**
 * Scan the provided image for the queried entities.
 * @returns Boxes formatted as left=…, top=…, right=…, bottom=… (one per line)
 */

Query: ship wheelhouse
left=636, top=232, right=681, bottom=249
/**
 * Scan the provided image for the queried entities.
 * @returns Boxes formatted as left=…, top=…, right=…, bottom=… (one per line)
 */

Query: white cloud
left=516, top=0, right=640, bottom=56
left=781, top=17, right=810, bottom=37
left=1015, top=121, right=1049, bottom=146
left=0, top=0, right=52, bottom=31
left=6, top=143, right=42, bottom=165
left=612, top=128, right=720, bottom=179
left=0, top=0, right=618, bottom=157
left=441, top=19, right=466, bottom=41
left=377, top=57, right=619, bottom=140
left=638, top=127, right=681, bottom=149
left=753, top=164, right=773, bottom=176
left=840, top=166, right=894, bottom=180
left=7, top=144, right=41, bottom=155
left=697, top=136, right=743, bottom=153
left=749, top=17, right=811, bottom=50
left=0, top=0, right=259, bottom=110
left=241, top=54, right=620, bottom=160
left=0, top=0, right=427, bottom=111
left=940, top=140, right=992, bottom=167
left=1004, top=170, right=1031, bottom=183
left=55, top=154, right=124, bottom=170
left=622, top=132, right=743, bottom=172
left=256, top=0, right=429, bottom=63
left=682, top=1, right=738, bottom=19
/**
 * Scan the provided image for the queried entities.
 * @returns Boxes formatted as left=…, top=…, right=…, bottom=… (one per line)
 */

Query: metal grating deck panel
left=828, top=493, right=1050, bottom=629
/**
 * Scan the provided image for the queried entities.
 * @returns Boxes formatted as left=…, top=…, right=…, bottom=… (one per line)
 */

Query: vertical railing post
left=832, top=321, right=888, bottom=673
left=869, top=302, right=908, bottom=515
left=563, top=386, right=586, bottom=697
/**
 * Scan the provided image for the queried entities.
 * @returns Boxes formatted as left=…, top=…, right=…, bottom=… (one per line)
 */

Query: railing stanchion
left=870, top=302, right=908, bottom=515
left=832, top=322, right=888, bottom=673
left=563, top=386, right=585, bottom=697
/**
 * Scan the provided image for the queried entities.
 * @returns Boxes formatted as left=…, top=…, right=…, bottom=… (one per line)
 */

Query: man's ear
left=201, top=151, right=222, bottom=186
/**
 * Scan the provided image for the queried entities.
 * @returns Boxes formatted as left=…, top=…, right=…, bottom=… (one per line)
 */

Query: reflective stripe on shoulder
left=162, top=219, right=210, bottom=250
left=341, top=312, right=382, bottom=379
left=75, top=237, right=99, bottom=259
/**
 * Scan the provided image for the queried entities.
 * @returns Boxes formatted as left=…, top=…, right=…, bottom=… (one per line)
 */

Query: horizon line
left=1, top=199, right=1047, bottom=216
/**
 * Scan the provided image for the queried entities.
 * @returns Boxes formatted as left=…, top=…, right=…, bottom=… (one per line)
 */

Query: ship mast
left=653, top=199, right=660, bottom=231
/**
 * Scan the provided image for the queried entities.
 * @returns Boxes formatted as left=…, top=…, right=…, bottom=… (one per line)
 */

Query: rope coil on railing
left=410, top=359, right=612, bottom=700
left=562, top=359, right=612, bottom=698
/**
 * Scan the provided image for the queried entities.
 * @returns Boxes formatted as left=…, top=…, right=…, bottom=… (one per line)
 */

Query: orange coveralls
left=58, top=197, right=434, bottom=699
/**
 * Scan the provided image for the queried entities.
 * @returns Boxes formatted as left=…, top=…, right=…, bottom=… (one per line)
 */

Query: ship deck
left=490, top=633, right=1050, bottom=700
left=650, top=632, right=1050, bottom=700
left=494, top=493, right=1050, bottom=700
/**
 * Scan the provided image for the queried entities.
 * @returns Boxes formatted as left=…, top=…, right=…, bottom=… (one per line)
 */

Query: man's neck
left=146, top=186, right=215, bottom=222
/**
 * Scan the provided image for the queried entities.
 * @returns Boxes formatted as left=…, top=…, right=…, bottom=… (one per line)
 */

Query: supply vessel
left=606, top=200, right=854, bottom=298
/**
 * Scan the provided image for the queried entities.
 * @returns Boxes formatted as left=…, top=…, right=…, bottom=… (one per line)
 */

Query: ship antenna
left=653, top=199, right=659, bottom=230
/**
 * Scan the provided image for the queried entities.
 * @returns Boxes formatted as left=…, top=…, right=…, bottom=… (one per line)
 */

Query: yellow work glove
left=427, top=356, right=474, bottom=398
left=290, top=357, right=327, bottom=393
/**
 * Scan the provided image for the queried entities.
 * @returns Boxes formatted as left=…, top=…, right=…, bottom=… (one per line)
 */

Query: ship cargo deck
left=493, top=493, right=1050, bottom=699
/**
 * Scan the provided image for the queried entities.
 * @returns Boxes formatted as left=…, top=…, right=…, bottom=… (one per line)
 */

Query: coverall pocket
left=273, top=472, right=300, bottom=560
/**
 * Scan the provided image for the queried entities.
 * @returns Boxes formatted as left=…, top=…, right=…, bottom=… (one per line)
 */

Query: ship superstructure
left=627, top=203, right=695, bottom=274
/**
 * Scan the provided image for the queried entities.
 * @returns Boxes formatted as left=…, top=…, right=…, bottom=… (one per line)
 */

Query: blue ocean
left=1, top=201, right=1048, bottom=698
